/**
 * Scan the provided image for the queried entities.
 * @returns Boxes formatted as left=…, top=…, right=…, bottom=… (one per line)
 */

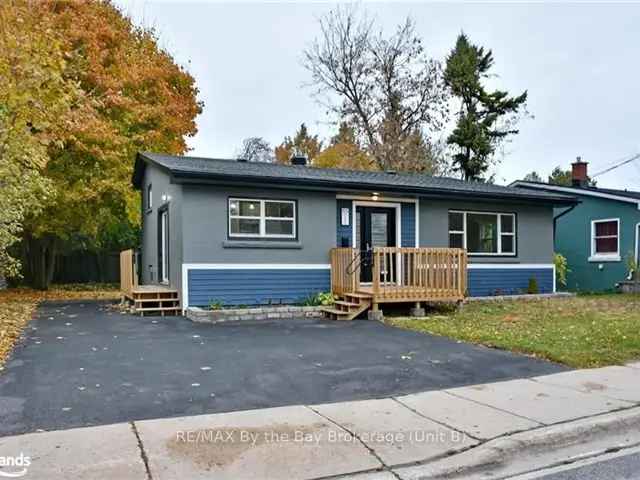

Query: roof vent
left=237, top=158, right=248, bottom=163
left=290, top=151, right=308, bottom=166
left=386, top=169, right=397, bottom=175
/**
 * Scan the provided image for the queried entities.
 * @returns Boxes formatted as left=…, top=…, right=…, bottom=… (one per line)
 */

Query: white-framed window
left=589, top=218, right=620, bottom=262
left=146, top=184, right=152, bottom=211
left=228, top=198, right=296, bottom=239
left=448, top=210, right=516, bottom=256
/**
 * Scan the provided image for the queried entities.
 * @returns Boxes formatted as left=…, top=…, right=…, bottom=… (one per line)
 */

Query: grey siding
left=139, top=164, right=183, bottom=291
left=181, top=186, right=336, bottom=264
left=418, top=199, right=554, bottom=264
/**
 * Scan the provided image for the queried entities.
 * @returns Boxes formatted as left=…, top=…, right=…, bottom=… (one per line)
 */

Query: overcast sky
left=114, top=1, right=640, bottom=189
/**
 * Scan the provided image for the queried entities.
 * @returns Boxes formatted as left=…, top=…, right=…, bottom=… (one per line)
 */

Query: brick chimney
left=571, top=156, right=588, bottom=187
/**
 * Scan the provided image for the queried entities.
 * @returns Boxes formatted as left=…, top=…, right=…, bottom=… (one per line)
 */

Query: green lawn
left=387, top=294, right=640, bottom=368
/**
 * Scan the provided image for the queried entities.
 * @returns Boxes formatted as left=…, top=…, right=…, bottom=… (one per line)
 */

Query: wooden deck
left=328, top=247, right=467, bottom=319
left=120, top=250, right=180, bottom=315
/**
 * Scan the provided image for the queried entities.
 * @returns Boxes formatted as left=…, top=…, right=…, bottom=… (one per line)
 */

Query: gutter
left=170, top=170, right=578, bottom=207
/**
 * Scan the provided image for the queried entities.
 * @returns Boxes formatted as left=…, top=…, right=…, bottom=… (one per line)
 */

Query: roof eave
left=172, top=170, right=577, bottom=206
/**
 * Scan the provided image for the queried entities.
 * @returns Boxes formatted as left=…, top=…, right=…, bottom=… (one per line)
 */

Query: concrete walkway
left=1, top=362, right=639, bottom=480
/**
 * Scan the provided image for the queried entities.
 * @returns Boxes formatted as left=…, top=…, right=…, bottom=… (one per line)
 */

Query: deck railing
left=329, top=247, right=467, bottom=302
left=120, top=249, right=138, bottom=299
left=371, top=247, right=467, bottom=301
left=330, top=247, right=361, bottom=296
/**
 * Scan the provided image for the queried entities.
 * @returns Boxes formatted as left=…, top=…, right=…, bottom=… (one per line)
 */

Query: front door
left=355, top=206, right=396, bottom=283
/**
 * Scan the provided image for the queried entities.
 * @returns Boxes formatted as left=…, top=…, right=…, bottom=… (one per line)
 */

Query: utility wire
left=591, top=153, right=640, bottom=178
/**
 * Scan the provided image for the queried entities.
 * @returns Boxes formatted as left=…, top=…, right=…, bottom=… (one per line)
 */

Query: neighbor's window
left=591, top=218, right=620, bottom=259
left=146, top=184, right=152, bottom=210
left=229, top=198, right=296, bottom=239
left=448, top=211, right=516, bottom=255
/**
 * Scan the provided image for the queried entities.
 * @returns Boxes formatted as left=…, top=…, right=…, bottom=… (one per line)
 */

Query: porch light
left=372, top=192, right=379, bottom=201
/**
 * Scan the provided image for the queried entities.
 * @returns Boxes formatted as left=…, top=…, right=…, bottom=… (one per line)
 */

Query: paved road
left=526, top=449, right=640, bottom=480
left=0, top=300, right=567, bottom=436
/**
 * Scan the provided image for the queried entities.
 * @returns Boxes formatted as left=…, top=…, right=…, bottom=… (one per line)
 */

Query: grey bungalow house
left=132, top=152, right=575, bottom=312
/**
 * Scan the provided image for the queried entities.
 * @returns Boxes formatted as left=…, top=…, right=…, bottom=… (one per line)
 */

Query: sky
left=114, top=0, right=640, bottom=189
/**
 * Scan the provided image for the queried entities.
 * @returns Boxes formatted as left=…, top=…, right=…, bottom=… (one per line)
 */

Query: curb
left=393, top=406, right=640, bottom=479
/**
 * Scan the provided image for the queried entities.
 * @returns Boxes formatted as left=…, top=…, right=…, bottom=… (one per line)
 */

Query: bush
left=302, top=292, right=335, bottom=306
left=527, top=277, right=539, bottom=294
left=554, top=253, right=569, bottom=288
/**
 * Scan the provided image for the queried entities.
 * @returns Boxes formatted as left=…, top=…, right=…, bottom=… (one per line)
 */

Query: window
left=448, top=211, right=516, bottom=255
left=590, top=218, right=620, bottom=261
left=229, top=198, right=296, bottom=239
left=146, top=184, right=152, bottom=211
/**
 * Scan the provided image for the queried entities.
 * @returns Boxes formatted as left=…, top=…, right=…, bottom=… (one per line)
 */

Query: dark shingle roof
left=134, top=152, right=577, bottom=205
left=512, top=180, right=640, bottom=203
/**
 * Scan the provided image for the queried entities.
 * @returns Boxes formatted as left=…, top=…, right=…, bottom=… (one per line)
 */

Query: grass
left=387, top=294, right=640, bottom=368
left=0, top=283, right=120, bottom=368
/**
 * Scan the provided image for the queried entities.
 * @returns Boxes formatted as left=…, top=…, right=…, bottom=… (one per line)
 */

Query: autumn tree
left=12, top=0, right=202, bottom=289
left=275, top=123, right=322, bottom=164
left=236, top=137, right=274, bottom=162
left=0, top=1, right=84, bottom=279
left=444, top=33, right=528, bottom=180
left=303, top=6, right=448, bottom=172
left=314, top=123, right=373, bottom=170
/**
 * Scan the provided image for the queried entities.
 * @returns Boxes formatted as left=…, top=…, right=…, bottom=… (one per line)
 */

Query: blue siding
left=401, top=203, right=416, bottom=247
left=336, top=199, right=353, bottom=247
left=468, top=268, right=554, bottom=297
left=188, top=269, right=330, bottom=307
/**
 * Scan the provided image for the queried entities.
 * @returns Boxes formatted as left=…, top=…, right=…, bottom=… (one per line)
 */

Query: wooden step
left=334, top=300, right=361, bottom=308
left=134, top=297, right=179, bottom=304
left=345, top=292, right=373, bottom=299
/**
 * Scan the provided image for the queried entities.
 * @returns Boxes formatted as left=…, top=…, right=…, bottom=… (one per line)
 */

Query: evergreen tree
left=445, top=33, right=527, bottom=180
left=274, top=123, right=323, bottom=164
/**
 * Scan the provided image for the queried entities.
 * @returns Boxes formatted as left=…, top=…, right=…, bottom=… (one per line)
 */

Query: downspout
left=553, top=204, right=577, bottom=243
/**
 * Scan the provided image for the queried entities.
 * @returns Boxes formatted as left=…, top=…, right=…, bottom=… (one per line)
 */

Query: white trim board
left=336, top=194, right=418, bottom=204
left=467, top=263, right=554, bottom=269
left=183, top=263, right=331, bottom=270
left=512, top=181, right=640, bottom=209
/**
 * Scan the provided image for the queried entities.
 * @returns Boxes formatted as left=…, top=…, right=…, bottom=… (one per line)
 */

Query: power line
left=591, top=153, right=640, bottom=178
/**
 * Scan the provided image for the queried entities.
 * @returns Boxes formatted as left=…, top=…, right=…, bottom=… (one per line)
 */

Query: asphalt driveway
left=0, top=300, right=568, bottom=436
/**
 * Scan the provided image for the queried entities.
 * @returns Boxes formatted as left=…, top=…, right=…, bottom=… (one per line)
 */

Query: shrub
left=527, top=277, right=539, bottom=294
left=554, top=253, right=569, bottom=288
left=209, top=299, right=223, bottom=310
left=302, top=292, right=335, bottom=306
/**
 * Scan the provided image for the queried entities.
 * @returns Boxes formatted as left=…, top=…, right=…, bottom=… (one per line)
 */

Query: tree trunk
left=22, top=235, right=58, bottom=290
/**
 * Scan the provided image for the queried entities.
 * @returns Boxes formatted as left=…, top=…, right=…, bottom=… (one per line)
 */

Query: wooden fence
left=119, top=249, right=138, bottom=299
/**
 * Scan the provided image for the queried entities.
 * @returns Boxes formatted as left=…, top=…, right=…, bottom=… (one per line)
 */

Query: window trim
left=448, top=210, right=517, bottom=257
left=228, top=197, right=297, bottom=240
left=146, top=183, right=153, bottom=212
left=589, top=218, right=621, bottom=262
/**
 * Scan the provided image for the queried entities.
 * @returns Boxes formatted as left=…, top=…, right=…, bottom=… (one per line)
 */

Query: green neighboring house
left=514, top=160, right=640, bottom=292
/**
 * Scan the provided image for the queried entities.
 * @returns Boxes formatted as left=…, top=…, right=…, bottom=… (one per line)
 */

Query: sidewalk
left=1, top=362, right=639, bottom=480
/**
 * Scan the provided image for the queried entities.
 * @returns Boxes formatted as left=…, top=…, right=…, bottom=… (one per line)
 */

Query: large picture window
left=449, top=211, right=516, bottom=255
left=228, top=198, right=296, bottom=239
left=590, top=218, right=620, bottom=261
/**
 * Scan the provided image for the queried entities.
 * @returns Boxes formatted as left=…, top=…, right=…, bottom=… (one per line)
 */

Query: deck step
left=319, top=307, right=349, bottom=316
left=334, top=300, right=360, bottom=308
left=345, top=292, right=373, bottom=299
left=135, top=306, right=181, bottom=312
left=134, top=297, right=179, bottom=303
